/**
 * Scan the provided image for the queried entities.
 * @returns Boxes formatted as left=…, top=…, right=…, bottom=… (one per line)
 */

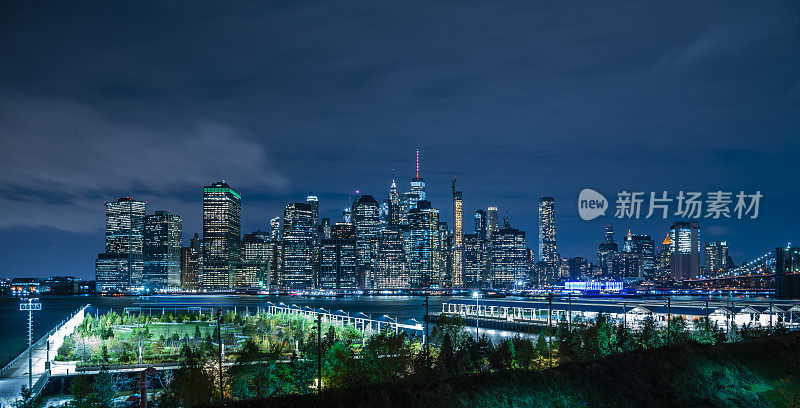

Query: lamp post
left=473, top=292, right=481, bottom=339
left=20, top=298, right=41, bottom=389
left=382, top=315, right=398, bottom=334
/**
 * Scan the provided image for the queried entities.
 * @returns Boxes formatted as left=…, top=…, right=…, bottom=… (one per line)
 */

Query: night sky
left=1, top=1, right=798, bottom=279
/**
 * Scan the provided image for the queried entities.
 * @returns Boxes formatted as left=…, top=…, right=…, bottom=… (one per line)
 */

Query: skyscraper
left=409, top=149, right=426, bottom=205
left=704, top=241, right=729, bottom=275
left=319, top=222, right=357, bottom=290
left=462, top=233, right=485, bottom=288
left=474, top=209, right=487, bottom=240
left=388, top=179, right=401, bottom=226
left=374, top=227, right=409, bottom=289
left=353, top=195, right=380, bottom=288
left=538, top=197, right=557, bottom=268
left=202, top=182, right=242, bottom=289
left=622, top=231, right=656, bottom=277
left=241, top=232, right=271, bottom=288
left=180, top=233, right=201, bottom=291
left=405, top=200, right=440, bottom=288
left=486, top=206, right=499, bottom=240
left=281, top=202, right=315, bottom=289
left=567, top=257, right=589, bottom=280
left=96, top=197, right=146, bottom=291
left=597, top=225, right=618, bottom=276
left=669, top=221, right=700, bottom=280
left=143, top=210, right=182, bottom=288
left=269, top=216, right=281, bottom=241
left=489, top=223, right=527, bottom=288
left=451, top=179, right=463, bottom=288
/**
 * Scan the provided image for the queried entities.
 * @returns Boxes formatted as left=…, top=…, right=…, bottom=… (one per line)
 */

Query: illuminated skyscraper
left=405, top=200, right=440, bottom=288
left=669, top=221, right=700, bottom=280
left=180, top=233, right=202, bottom=291
left=241, top=232, right=270, bottom=288
left=269, top=216, right=281, bottom=241
left=462, top=233, right=485, bottom=288
left=622, top=231, right=656, bottom=277
left=451, top=178, right=463, bottom=288
left=375, top=227, right=409, bottom=289
left=319, top=217, right=332, bottom=240
left=201, top=182, right=242, bottom=289
left=388, top=179, right=401, bottom=226
left=143, top=210, right=182, bottom=288
left=474, top=209, right=487, bottom=240
left=96, top=197, right=146, bottom=291
left=353, top=195, right=380, bottom=288
left=704, top=241, right=729, bottom=275
left=487, top=206, right=499, bottom=240
left=281, top=202, right=315, bottom=289
left=538, top=196, right=557, bottom=268
left=318, top=225, right=357, bottom=290
left=409, top=149, right=426, bottom=204
left=489, top=224, right=527, bottom=288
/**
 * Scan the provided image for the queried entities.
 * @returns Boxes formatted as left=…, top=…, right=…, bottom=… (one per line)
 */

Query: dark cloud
left=0, top=0, right=798, bottom=277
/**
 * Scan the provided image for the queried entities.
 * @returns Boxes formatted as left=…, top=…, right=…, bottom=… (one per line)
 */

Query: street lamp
left=473, top=292, right=481, bottom=339
left=382, top=315, right=398, bottom=334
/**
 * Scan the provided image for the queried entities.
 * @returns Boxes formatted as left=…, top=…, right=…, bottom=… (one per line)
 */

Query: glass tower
left=96, top=197, right=146, bottom=291
left=143, top=210, right=182, bottom=289
left=201, top=181, right=242, bottom=289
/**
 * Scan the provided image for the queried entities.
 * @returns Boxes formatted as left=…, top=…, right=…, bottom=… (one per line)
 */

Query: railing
left=0, top=304, right=88, bottom=377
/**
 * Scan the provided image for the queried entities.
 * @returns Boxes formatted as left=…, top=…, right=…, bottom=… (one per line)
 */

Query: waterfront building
left=669, top=221, right=701, bottom=280
left=353, top=195, right=380, bottom=288
left=705, top=241, right=729, bottom=275
left=201, top=182, right=241, bottom=289
left=622, top=231, right=656, bottom=277
left=281, top=202, right=315, bottom=289
left=180, top=233, right=202, bottom=291
left=143, top=210, right=182, bottom=288
left=405, top=200, right=440, bottom=288
left=96, top=197, right=146, bottom=291
left=489, top=221, right=527, bottom=288
left=451, top=180, right=464, bottom=288
left=538, top=196, right=557, bottom=268
left=318, top=234, right=358, bottom=290
left=374, top=227, right=409, bottom=289
left=462, top=233, right=485, bottom=288
left=241, top=232, right=271, bottom=288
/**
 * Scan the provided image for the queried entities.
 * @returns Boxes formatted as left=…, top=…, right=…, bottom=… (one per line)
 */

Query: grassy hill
left=228, top=333, right=800, bottom=408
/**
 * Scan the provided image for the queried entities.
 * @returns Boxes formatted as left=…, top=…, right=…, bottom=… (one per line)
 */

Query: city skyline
left=1, top=1, right=799, bottom=278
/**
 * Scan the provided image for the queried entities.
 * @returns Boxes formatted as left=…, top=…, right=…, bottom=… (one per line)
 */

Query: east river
left=0, top=293, right=781, bottom=366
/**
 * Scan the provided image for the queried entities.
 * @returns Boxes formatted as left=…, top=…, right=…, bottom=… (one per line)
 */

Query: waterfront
left=1, top=293, right=795, bottom=366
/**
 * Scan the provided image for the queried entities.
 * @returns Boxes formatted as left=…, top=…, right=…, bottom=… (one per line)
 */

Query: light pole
left=20, top=298, right=41, bottom=389
left=382, top=315, right=398, bottom=334
left=473, top=292, right=481, bottom=339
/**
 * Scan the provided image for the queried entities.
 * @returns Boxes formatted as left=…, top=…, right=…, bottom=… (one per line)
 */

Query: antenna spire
left=415, top=149, right=420, bottom=179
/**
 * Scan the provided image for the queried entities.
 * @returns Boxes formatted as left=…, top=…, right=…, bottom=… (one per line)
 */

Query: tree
left=436, top=332, right=457, bottom=376
left=13, top=385, right=36, bottom=408
left=636, top=315, right=662, bottom=349
left=159, top=345, right=215, bottom=408
left=490, top=338, right=515, bottom=370
left=92, top=369, right=116, bottom=408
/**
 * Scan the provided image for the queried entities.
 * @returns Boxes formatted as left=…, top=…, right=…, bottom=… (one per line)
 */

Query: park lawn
left=111, top=321, right=243, bottom=340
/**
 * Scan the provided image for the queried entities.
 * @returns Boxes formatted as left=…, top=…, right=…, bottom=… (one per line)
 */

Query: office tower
left=269, top=216, right=281, bottom=241
left=622, top=231, right=656, bottom=277
left=254, top=229, right=283, bottom=288
left=489, top=223, right=527, bottom=288
left=201, top=182, right=242, bottom=289
left=669, top=221, right=701, bottom=280
left=486, top=206, right=499, bottom=240
left=409, top=149, right=426, bottom=206
left=240, top=232, right=271, bottom=288
left=405, top=200, right=440, bottom=288
left=375, top=227, right=409, bottom=289
left=462, top=233, right=485, bottom=288
left=659, top=234, right=673, bottom=277
left=96, top=197, right=146, bottom=291
left=613, top=251, right=641, bottom=279
left=331, top=222, right=356, bottom=239
left=306, top=193, right=319, bottom=230
left=538, top=197, right=557, bottom=268
left=438, top=221, right=452, bottom=287
left=143, top=210, right=182, bottom=288
left=388, top=179, right=401, bottom=226
left=567, top=257, right=589, bottom=280
left=379, top=201, right=389, bottom=231
left=604, top=225, right=615, bottom=244
left=352, top=195, right=380, bottom=288
left=474, top=210, right=487, bottom=240
left=181, top=233, right=202, bottom=291
left=319, top=217, right=332, bottom=240
left=318, top=233, right=358, bottom=290
left=704, top=241, right=729, bottom=275
left=451, top=179, right=464, bottom=288
left=342, top=207, right=352, bottom=224
left=281, top=202, right=315, bottom=289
